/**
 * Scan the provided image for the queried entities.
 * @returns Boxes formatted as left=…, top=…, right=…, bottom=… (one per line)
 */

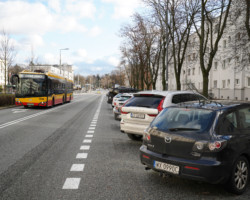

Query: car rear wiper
left=169, top=128, right=200, bottom=131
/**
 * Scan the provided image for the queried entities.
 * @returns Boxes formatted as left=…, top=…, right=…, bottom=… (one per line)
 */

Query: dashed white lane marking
left=87, top=130, right=94, bottom=134
left=80, top=145, right=90, bottom=150
left=85, top=135, right=93, bottom=138
left=76, top=153, right=88, bottom=159
left=62, top=95, right=104, bottom=190
left=83, top=139, right=92, bottom=143
left=70, top=164, right=85, bottom=172
left=63, top=178, right=81, bottom=189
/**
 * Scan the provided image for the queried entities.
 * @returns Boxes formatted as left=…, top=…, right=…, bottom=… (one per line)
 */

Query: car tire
left=225, top=156, right=249, bottom=195
left=114, top=113, right=119, bottom=120
left=127, top=133, right=142, bottom=141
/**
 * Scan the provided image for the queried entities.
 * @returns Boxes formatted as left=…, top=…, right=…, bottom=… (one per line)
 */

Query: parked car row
left=106, top=90, right=250, bottom=195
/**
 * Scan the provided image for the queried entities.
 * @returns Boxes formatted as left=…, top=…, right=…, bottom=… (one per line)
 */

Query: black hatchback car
left=140, top=101, right=250, bottom=194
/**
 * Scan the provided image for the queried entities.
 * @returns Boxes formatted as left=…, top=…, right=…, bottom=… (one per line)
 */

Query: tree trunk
left=202, top=71, right=209, bottom=97
left=176, top=73, right=181, bottom=90
left=161, top=43, right=166, bottom=90
left=245, top=0, right=250, bottom=40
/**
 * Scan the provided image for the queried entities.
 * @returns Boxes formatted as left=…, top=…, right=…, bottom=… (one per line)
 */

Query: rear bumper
left=15, top=101, right=48, bottom=107
left=120, top=120, right=149, bottom=135
left=140, top=145, right=231, bottom=184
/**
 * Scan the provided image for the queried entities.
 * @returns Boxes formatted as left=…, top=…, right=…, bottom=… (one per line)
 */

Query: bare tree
left=0, top=30, right=16, bottom=92
left=143, top=0, right=172, bottom=90
left=192, top=0, right=232, bottom=97
left=0, top=29, right=16, bottom=93
left=167, top=0, right=199, bottom=90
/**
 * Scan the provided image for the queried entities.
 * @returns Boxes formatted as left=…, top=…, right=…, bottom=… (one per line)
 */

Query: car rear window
left=151, top=107, right=216, bottom=133
left=124, top=95, right=163, bottom=109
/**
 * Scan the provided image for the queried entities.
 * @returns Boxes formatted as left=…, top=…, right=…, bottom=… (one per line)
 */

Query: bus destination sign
left=20, top=74, right=45, bottom=79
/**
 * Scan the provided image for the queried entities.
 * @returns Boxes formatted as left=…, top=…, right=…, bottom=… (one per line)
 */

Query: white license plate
left=131, top=113, right=145, bottom=119
left=154, top=161, right=179, bottom=174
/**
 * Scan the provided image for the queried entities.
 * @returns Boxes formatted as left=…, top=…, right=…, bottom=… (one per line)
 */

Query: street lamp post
left=59, top=48, right=69, bottom=75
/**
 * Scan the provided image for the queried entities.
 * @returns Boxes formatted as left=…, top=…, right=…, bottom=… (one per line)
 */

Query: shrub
left=0, top=94, right=15, bottom=107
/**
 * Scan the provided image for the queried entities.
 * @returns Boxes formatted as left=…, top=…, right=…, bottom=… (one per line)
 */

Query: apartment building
left=160, top=5, right=250, bottom=101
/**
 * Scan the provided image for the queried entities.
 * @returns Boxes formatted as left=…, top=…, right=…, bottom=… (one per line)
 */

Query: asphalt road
left=0, top=93, right=250, bottom=200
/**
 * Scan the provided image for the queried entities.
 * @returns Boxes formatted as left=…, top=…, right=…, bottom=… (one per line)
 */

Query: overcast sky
left=0, top=0, right=144, bottom=76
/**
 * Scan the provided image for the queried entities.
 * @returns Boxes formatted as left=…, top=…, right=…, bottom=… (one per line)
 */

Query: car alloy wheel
left=234, top=160, right=248, bottom=190
left=226, top=156, right=249, bottom=195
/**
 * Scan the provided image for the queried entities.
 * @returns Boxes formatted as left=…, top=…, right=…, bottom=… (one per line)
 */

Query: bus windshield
left=16, top=74, right=46, bottom=97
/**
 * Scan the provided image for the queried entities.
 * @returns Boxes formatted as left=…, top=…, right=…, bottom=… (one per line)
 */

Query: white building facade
left=31, top=64, right=74, bottom=81
left=161, top=5, right=250, bottom=101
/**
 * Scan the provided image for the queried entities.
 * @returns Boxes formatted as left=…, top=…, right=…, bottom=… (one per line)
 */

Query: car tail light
left=120, top=99, right=130, bottom=115
left=157, top=97, right=165, bottom=112
left=193, top=140, right=227, bottom=152
left=143, top=128, right=151, bottom=142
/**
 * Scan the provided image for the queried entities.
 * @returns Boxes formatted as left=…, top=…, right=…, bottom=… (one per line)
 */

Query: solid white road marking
left=70, top=164, right=85, bottom=172
left=76, top=153, right=88, bottom=159
left=83, top=139, right=92, bottom=143
left=0, top=96, right=89, bottom=129
left=62, top=178, right=81, bottom=189
left=80, top=145, right=90, bottom=150
left=85, top=135, right=93, bottom=138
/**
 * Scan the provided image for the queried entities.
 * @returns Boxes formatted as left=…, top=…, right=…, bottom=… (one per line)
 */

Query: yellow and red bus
left=12, top=70, right=73, bottom=108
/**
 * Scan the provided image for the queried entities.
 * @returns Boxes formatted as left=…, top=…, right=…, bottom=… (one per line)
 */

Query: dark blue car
left=140, top=101, right=250, bottom=194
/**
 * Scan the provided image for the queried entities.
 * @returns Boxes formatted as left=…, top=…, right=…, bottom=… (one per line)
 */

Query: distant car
left=112, top=93, right=123, bottom=107
left=120, top=91, right=207, bottom=141
left=107, top=87, right=138, bottom=104
left=113, top=93, right=133, bottom=120
left=140, top=101, right=250, bottom=195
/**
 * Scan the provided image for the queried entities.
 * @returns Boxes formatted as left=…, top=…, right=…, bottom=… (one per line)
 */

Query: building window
left=227, top=79, right=230, bottom=87
left=214, top=80, right=217, bottom=88
left=214, top=62, right=218, bottom=70
left=188, top=55, right=191, bottom=61
left=188, top=69, right=191, bottom=76
left=192, top=68, right=195, bottom=75
left=223, top=40, right=227, bottom=48
left=222, top=80, right=226, bottom=88
left=248, top=77, right=250, bottom=87
left=228, top=36, right=231, bottom=43
left=192, top=53, right=195, bottom=60
left=235, top=79, right=240, bottom=85
left=222, top=60, right=226, bottom=69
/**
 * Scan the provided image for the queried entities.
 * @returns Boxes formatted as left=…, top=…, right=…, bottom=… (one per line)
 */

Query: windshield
left=151, top=107, right=216, bottom=133
left=16, top=74, right=47, bottom=97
